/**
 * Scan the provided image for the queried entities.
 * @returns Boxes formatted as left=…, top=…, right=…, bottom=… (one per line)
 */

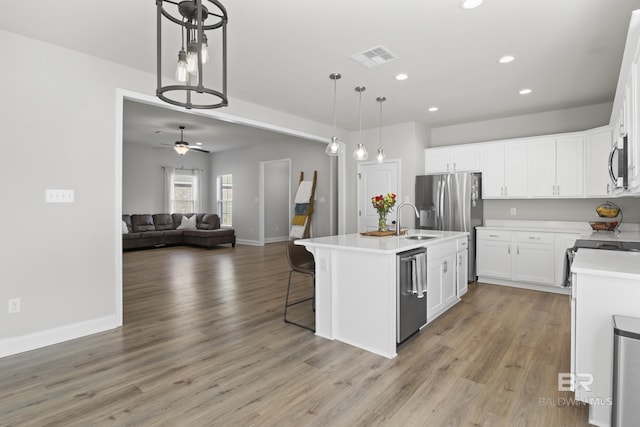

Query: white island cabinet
left=296, top=230, right=468, bottom=359
left=571, top=249, right=640, bottom=427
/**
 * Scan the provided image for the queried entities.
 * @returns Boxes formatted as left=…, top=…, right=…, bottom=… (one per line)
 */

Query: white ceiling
left=2, top=0, right=640, bottom=149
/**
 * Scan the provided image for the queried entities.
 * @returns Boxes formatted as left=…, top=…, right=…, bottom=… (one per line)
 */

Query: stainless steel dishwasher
left=397, top=247, right=428, bottom=344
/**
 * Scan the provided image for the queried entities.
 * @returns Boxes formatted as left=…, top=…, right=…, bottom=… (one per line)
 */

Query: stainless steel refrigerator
left=415, top=173, right=483, bottom=282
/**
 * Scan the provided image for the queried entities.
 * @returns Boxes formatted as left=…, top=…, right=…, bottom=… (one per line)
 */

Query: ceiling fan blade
left=190, top=147, right=210, bottom=153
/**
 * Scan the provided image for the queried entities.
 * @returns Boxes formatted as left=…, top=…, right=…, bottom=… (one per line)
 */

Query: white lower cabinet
left=427, top=240, right=458, bottom=323
left=477, top=228, right=569, bottom=292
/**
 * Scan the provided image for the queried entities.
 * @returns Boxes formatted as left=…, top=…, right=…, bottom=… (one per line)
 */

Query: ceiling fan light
left=174, top=144, right=189, bottom=155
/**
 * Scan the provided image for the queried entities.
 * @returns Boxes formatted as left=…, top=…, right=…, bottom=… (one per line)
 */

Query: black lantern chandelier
left=156, top=0, right=228, bottom=109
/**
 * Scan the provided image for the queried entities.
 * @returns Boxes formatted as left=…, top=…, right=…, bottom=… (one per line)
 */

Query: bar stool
left=284, top=240, right=315, bottom=332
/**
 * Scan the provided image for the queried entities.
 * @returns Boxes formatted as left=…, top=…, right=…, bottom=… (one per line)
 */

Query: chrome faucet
left=396, top=202, right=420, bottom=236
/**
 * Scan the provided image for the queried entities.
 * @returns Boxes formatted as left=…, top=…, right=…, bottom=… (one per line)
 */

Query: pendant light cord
left=358, top=90, right=363, bottom=144
left=332, top=78, right=337, bottom=134
left=378, top=100, right=382, bottom=149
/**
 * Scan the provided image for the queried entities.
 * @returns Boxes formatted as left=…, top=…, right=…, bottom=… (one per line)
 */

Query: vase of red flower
left=371, top=193, right=397, bottom=232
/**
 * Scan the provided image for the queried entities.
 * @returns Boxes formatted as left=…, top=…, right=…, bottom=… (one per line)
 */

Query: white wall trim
left=264, top=236, right=289, bottom=243
left=236, top=239, right=263, bottom=246
left=0, top=315, right=119, bottom=358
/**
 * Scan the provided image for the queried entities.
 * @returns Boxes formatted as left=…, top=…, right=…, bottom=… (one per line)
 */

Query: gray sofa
left=122, top=213, right=236, bottom=250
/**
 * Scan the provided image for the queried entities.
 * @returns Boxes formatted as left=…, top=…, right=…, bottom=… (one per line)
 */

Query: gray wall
left=264, top=160, right=290, bottom=241
left=431, top=102, right=613, bottom=146
left=210, top=137, right=333, bottom=243
left=122, top=143, right=210, bottom=214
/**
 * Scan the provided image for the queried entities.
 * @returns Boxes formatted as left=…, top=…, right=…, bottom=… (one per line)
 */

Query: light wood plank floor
left=1, top=243, right=589, bottom=426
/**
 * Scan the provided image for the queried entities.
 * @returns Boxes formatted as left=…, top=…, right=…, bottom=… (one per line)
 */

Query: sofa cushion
left=183, top=228, right=235, bottom=237
left=197, top=213, right=221, bottom=230
left=122, top=232, right=141, bottom=240
left=122, top=215, right=133, bottom=233
left=131, top=214, right=155, bottom=232
left=153, top=213, right=174, bottom=231
left=177, top=215, right=197, bottom=230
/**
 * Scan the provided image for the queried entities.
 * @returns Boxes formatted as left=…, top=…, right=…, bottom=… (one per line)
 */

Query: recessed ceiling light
left=428, top=107, right=439, bottom=112
left=395, top=73, right=408, bottom=81
left=519, top=88, right=532, bottom=95
left=498, top=55, right=515, bottom=64
left=460, top=0, right=483, bottom=9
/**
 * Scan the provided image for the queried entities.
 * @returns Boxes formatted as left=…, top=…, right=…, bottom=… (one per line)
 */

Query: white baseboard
left=477, top=277, right=570, bottom=295
left=0, top=315, right=120, bottom=359
left=236, top=239, right=262, bottom=246
left=264, top=236, right=289, bottom=243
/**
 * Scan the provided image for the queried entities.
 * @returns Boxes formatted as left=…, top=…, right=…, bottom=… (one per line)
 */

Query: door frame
left=259, top=158, right=292, bottom=245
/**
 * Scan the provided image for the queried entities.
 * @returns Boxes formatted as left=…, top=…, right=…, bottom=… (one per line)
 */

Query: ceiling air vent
left=350, top=45, right=398, bottom=68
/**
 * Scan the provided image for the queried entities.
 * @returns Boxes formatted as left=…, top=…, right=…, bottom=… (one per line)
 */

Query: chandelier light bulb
left=376, top=148, right=386, bottom=163
left=201, top=35, right=209, bottom=64
left=186, top=40, right=199, bottom=75
left=175, top=49, right=188, bottom=83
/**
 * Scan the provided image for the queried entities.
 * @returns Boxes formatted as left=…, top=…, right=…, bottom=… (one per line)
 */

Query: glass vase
left=378, top=211, right=387, bottom=232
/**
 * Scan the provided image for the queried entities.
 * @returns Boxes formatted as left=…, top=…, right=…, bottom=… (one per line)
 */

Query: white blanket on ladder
left=294, top=181, right=313, bottom=203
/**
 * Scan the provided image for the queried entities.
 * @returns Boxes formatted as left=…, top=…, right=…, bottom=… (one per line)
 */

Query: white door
left=357, top=160, right=399, bottom=232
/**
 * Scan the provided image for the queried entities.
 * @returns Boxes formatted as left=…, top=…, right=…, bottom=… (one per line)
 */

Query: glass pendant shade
left=376, top=96, right=386, bottom=163
left=353, top=86, right=368, bottom=161
left=326, top=136, right=340, bottom=156
left=353, top=143, right=368, bottom=161
left=326, top=73, right=341, bottom=157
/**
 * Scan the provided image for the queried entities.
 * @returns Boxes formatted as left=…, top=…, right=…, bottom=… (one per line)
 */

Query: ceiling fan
left=162, top=126, right=210, bottom=155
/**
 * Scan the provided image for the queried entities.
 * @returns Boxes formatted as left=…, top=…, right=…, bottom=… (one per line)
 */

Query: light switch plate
left=46, top=189, right=74, bottom=203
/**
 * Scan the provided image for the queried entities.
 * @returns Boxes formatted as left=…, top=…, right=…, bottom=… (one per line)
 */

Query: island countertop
left=295, top=229, right=469, bottom=254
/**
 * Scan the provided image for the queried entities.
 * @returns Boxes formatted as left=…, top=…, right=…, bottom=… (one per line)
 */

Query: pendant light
left=353, top=86, right=368, bottom=161
left=376, top=96, right=387, bottom=163
left=156, top=0, right=228, bottom=110
left=325, top=73, right=341, bottom=156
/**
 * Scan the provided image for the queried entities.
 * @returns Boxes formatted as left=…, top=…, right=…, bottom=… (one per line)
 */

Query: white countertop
left=295, top=229, right=468, bottom=254
left=572, top=248, right=640, bottom=280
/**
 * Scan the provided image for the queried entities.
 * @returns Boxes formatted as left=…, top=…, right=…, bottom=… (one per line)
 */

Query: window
left=173, top=172, right=195, bottom=213
left=164, top=167, right=202, bottom=214
left=218, top=174, right=232, bottom=226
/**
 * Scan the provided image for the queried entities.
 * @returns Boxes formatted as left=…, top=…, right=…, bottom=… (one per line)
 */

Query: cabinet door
left=514, top=242, right=555, bottom=285
left=425, top=147, right=452, bottom=174
left=504, top=142, right=528, bottom=197
left=426, top=257, right=444, bottom=321
left=477, top=239, right=512, bottom=279
left=556, top=136, right=584, bottom=197
left=452, top=145, right=481, bottom=172
left=528, top=138, right=557, bottom=197
left=457, top=249, right=468, bottom=297
left=481, top=143, right=505, bottom=198
left=441, top=253, right=457, bottom=308
left=584, top=128, right=613, bottom=197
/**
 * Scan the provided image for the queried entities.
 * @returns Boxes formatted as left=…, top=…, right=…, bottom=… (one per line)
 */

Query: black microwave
left=609, top=134, right=628, bottom=189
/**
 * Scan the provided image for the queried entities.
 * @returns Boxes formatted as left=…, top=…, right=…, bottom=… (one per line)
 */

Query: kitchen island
left=296, top=230, right=468, bottom=358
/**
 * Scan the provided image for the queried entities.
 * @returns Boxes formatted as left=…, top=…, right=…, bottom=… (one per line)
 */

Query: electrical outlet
left=8, top=298, right=20, bottom=314
left=510, top=207, right=517, bottom=216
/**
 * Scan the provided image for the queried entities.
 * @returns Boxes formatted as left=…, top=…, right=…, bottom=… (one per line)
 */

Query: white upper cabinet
left=584, top=127, right=614, bottom=197
left=481, top=141, right=527, bottom=198
left=425, top=144, right=481, bottom=174
left=528, top=136, right=584, bottom=198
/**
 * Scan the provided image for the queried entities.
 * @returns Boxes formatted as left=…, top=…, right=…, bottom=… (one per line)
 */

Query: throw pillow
left=121, top=220, right=129, bottom=234
left=177, top=215, right=197, bottom=230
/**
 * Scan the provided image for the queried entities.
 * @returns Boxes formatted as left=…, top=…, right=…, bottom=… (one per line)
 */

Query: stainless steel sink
left=404, top=235, right=437, bottom=240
